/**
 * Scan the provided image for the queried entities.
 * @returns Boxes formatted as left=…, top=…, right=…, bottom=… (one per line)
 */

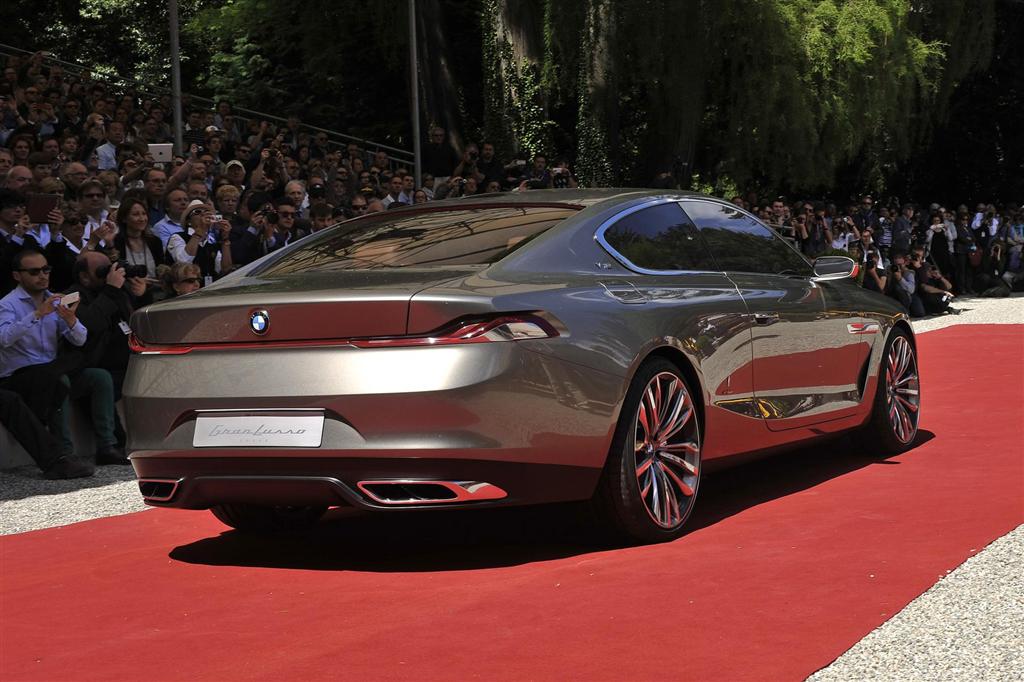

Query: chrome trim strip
left=847, top=323, right=880, bottom=335
left=356, top=480, right=508, bottom=505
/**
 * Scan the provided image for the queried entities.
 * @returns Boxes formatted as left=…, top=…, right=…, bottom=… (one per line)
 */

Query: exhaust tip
left=138, top=478, right=182, bottom=503
left=356, top=480, right=508, bottom=506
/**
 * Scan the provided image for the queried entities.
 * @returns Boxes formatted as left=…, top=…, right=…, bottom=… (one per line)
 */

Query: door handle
left=753, top=312, right=780, bottom=325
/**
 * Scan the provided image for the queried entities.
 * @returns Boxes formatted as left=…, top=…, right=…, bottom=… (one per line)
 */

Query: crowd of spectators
left=0, top=50, right=1020, bottom=479
left=728, top=193, right=1024, bottom=317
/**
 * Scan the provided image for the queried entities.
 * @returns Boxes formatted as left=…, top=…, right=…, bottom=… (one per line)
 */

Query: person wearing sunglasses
left=157, top=261, right=203, bottom=298
left=77, top=179, right=110, bottom=240
left=0, top=249, right=96, bottom=478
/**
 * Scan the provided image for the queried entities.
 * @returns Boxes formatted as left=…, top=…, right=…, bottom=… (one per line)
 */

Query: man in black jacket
left=65, top=251, right=147, bottom=461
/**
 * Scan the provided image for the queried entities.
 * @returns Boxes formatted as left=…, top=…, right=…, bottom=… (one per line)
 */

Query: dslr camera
left=96, top=261, right=148, bottom=279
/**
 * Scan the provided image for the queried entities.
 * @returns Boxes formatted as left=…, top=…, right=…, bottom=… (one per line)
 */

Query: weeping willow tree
left=477, top=0, right=996, bottom=193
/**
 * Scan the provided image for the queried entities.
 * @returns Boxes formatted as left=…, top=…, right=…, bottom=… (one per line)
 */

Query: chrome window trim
left=593, top=197, right=721, bottom=276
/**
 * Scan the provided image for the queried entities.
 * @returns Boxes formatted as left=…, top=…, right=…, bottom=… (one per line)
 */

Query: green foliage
left=1, top=0, right=1003, bottom=197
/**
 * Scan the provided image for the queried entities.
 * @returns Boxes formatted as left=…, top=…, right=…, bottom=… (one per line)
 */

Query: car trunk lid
left=131, top=269, right=474, bottom=345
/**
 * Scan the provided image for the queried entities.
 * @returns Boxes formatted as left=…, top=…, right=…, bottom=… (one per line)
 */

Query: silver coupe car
left=125, top=190, right=920, bottom=543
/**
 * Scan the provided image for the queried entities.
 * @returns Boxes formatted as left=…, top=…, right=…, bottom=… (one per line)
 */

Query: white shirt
left=167, top=228, right=222, bottom=272
left=83, top=209, right=110, bottom=241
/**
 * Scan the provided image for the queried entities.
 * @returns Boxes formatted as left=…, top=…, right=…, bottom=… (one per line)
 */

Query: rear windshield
left=256, top=206, right=577, bottom=274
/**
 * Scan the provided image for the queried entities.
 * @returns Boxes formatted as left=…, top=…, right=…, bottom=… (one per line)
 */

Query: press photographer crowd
left=1, top=50, right=1022, bottom=480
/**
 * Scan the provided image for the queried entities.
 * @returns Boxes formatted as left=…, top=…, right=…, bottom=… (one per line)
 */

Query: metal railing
left=0, top=42, right=415, bottom=168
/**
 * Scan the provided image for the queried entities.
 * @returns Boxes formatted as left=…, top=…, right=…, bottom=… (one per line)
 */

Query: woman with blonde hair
left=157, top=261, right=203, bottom=298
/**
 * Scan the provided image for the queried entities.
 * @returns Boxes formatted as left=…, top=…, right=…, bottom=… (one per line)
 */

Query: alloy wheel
left=633, top=371, right=701, bottom=528
left=885, top=335, right=920, bottom=444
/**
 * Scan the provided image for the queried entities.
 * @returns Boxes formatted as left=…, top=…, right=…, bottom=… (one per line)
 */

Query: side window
left=681, top=201, right=813, bottom=276
left=601, top=202, right=717, bottom=272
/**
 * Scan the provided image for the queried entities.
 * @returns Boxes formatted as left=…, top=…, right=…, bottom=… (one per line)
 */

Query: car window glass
left=255, top=207, right=577, bottom=273
left=601, top=202, right=717, bottom=272
left=681, top=201, right=812, bottom=276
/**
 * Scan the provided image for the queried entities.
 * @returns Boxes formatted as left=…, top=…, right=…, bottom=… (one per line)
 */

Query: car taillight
left=128, top=334, right=194, bottom=355
left=350, top=314, right=559, bottom=347
left=128, top=313, right=559, bottom=355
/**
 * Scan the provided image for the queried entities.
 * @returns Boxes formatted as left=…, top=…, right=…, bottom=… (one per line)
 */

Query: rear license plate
left=192, top=414, right=324, bottom=448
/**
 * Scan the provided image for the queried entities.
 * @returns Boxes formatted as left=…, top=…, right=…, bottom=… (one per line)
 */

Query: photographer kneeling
left=65, top=251, right=148, bottom=458
left=885, top=251, right=926, bottom=318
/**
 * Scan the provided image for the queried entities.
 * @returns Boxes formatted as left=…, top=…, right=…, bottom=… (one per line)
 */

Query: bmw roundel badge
left=249, top=310, right=270, bottom=335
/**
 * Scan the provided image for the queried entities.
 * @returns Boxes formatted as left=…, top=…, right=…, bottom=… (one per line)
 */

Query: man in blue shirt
left=0, top=250, right=101, bottom=476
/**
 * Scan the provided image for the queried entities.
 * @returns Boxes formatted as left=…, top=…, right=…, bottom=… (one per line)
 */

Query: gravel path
left=0, top=465, right=145, bottom=535
left=1, top=294, right=1021, bottom=680
left=810, top=525, right=1024, bottom=682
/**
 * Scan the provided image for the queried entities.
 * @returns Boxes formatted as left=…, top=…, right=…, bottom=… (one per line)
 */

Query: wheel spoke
left=649, top=465, right=662, bottom=523
left=658, top=450, right=698, bottom=475
left=658, top=379, right=678, bottom=425
left=637, top=402, right=653, bottom=441
left=655, top=385, right=686, bottom=441
left=895, top=394, right=918, bottom=413
left=636, top=456, right=654, bottom=478
left=644, top=386, right=661, bottom=435
left=658, top=464, right=672, bottom=523
left=660, top=459, right=696, bottom=497
left=660, top=405, right=693, bottom=442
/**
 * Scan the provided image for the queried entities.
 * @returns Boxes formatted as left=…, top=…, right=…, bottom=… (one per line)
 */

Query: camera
left=309, top=184, right=326, bottom=199
left=265, top=209, right=279, bottom=225
left=96, top=261, right=148, bottom=280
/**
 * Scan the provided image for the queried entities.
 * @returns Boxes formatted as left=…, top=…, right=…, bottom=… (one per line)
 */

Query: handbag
left=968, top=250, right=983, bottom=267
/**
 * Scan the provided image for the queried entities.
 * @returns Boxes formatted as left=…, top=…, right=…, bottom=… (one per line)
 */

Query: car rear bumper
left=131, top=455, right=602, bottom=510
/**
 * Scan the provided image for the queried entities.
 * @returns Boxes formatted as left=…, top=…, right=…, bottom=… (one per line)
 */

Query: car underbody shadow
left=169, top=430, right=935, bottom=572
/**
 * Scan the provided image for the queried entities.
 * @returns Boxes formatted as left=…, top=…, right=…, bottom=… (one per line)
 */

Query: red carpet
left=2, top=324, right=1022, bottom=681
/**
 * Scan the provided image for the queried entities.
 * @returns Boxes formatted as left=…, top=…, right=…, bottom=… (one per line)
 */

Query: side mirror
left=813, top=255, right=858, bottom=280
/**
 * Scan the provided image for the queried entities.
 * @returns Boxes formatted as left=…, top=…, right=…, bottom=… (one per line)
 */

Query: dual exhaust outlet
left=138, top=477, right=507, bottom=506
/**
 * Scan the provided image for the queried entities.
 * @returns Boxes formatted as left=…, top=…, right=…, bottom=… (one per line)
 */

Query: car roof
left=451, top=188, right=712, bottom=209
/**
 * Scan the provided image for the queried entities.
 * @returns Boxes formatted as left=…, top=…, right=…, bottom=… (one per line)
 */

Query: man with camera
left=70, top=249, right=145, bottom=398
left=885, top=250, right=925, bottom=317
left=0, top=249, right=99, bottom=476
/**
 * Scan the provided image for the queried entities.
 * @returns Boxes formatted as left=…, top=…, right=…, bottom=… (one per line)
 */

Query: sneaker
left=43, top=456, right=96, bottom=480
left=95, top=445, right=129, bottom=466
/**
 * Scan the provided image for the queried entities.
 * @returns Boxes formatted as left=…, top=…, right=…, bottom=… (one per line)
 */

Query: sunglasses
left=18, top=266, right=52, bottom=275
left=277, top=211, right=296, bottom=218
left=177, top=277, right=201, bottom=285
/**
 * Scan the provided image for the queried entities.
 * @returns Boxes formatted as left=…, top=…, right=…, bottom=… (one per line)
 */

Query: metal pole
left=169, top=0, right=184, bottom=155
left=409, top=0, right=421, bottom=187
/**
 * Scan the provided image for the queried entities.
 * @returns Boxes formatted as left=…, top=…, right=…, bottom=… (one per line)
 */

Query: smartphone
left=148, top=143, right=173, bottom=163
left=26, top=194, right=61, bottom=223
left=60, top=291, right=80, bottom=307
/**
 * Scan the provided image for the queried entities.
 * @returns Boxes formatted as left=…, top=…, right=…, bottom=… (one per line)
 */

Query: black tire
left=210, top=504, right=327, bottom=533
left=862, top=327, right=921, bottom=455
left=593, top=358, right=702, bottom=544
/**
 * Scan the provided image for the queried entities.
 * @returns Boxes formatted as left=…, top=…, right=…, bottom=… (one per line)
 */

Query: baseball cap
left=225, top=160, right=245, bottom=172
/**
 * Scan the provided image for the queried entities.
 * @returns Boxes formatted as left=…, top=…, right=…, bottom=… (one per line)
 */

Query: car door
left=679, top=199, right=864, bottom=430
left=595, top=199, right=763, bottom=457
